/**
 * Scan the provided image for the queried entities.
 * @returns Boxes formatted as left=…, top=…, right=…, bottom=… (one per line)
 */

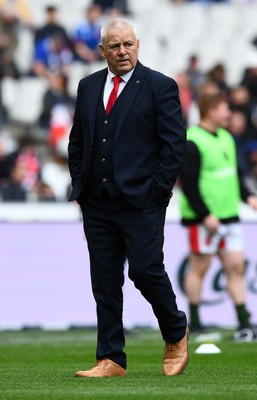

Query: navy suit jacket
left=68, top=61, right=186, bottom=208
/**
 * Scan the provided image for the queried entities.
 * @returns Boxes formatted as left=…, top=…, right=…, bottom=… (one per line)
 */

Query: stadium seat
left=67, top=62, right=91, bottom=97
left=5, top=77, right=48, bottom=125
left=1, top=77, right=18, bottom=112
left=14, top=27, right=34, bottom=75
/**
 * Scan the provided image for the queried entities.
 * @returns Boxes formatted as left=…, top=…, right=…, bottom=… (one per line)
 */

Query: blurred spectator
left=207, top=63, right=229, bottom=96
left=39, top=73, right=75, bottom=129
left=32, top=5, right=73, bottom=80
left=241, top=67, right=257, bottom=135
left=93, top=0, right=130, bottom=15
left=0, top=0, right=32, bottom=26
left=48, top=103, right=72, bottom=150
left=241, top=142, right=257, bottom=196
left=0, top=83, right=3, bottom=126
left=229, top=85, right=254, bottom=139
left=32, top=32, right=73, bottom=80
left=251, top=33, right=257, bottom=51
left=34, top=179, right=56, bottom=202
left=229, top=110, right=251, bottom=175
left=199, top=81, right=220, bottom=96
left=176, top=72, right=193, bottom=126
left=0, top=131, right=18, bottom=184
left=0, top=6, right=19, bottom=78
left=15, top=136, right=41, bottom=192
left=1, top=161, right=27, bottom=201
left=73, top=4, right=103, bottom=63
left=186, top=55, right=205, bottom=100
left=186, top=79, right=220, bottom=127
left=34, top=5, right=70, bottom=47
left=41, top=150, right=70, bottom=201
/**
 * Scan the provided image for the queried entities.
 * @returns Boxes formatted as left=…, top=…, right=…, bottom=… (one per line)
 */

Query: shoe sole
left=177, top=354, right=189, bottom=376
left=177, top=327, right=189, bottom=376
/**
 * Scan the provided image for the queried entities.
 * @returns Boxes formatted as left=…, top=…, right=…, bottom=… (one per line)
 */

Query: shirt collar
left=107, top=68, right=135, bottom=84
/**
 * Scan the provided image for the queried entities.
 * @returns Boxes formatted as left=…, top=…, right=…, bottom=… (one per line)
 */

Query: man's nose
left=118, top=45, right=126, bottom=55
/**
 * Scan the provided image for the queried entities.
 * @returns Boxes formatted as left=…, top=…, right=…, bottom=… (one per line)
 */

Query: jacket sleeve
left=68, top=81, right=83, bottom=190
left=149, top=77, right=187, bottom=203
left=179, top=140, right=210, bottom=219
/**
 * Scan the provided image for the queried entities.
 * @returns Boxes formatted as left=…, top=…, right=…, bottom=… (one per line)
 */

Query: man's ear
left=99, top=44, right=106, bottom=58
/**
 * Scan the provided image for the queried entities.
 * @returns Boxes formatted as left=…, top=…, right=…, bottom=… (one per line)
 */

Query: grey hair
left=100, top=18, right=137, bottom=46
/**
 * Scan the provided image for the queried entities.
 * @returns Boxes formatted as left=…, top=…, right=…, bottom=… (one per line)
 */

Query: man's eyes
left=110, top=43, right=133, bottom=49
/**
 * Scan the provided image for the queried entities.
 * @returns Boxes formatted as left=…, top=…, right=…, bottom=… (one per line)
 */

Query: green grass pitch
left=0, top=329, right=256, bottom=400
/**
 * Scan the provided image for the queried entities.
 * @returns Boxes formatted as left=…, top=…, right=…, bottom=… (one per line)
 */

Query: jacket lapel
left=114, top=62, right=146, bottom=142
left=88, top=68, right=108, bottom=144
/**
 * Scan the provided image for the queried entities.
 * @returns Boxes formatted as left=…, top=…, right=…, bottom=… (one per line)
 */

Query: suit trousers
left=79, top=190, right=187, bottom=369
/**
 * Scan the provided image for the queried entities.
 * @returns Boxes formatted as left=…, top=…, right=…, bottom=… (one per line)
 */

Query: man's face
left=47, top=10, right=57, bottom=24
left=210, top=101, right=231, bottom=128
left=99, top=26, right=139, bottom=76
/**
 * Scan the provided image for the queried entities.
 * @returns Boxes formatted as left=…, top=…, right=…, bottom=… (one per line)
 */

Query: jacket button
left=104, top=120, right=108, bottom=124
left=103, top=178, right=107, bottom=182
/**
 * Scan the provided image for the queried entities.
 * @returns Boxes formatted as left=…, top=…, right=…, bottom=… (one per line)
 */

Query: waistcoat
left=88, top=88, right=125, bottom=197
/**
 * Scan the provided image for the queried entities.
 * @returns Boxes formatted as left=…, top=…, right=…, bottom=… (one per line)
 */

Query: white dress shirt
left=103, top=68, right=134, bottom=109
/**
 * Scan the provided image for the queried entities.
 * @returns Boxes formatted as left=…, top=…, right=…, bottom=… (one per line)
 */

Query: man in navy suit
left=68, top=18, right=188, bottom=378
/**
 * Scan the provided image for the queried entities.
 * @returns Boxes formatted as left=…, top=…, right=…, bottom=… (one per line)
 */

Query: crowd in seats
left=1, top=0, right=257, bottom=202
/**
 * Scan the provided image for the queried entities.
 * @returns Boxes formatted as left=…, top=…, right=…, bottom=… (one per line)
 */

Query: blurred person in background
left=229, top=109, right=252, bottom=176
left=185, top=54, right=205, bottom=100
left=32, top=5, right=73, bottom=80
left=207, top=63, right=229, bottom=96
left=0, top=156, right=55, bottom=202
left=32, top=31, right=73, bottom=80
left=93, top=0, right=130, bottom=16
left=0, top=5, right=19, bottom=78
left=179, top=92, right=257, bottom=340
left=1, top=160, right=27, bottom=201
left=0, top=0, right=32, bottom=27
left=41, top=148, right=70, bottom=202
left=241, top=66, right=257, bottom=114
left=0, top=132, right=19, bottom=188
left=229, top=85, right=254, bottom=139
left=243, top=140, right=257, bottom=196
left=39, top=72, right=75, bottom=129
left=176, top=71, right=193, bottom=127
left=34, top=179, right=56, bottom=202
left=72, top=4, right=103, bottom=63
left=48, top=102, right=72, bottom=150
left=187, top=80, right=220, bottom=127
left=15, top=136, right=41, bottom=193
left=34, top=5, right=70, bottom=47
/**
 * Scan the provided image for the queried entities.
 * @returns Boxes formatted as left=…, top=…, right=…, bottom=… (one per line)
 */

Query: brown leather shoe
left=163, top=327, right=189, bottom=376
left=74, top=358, right=127, bottom=378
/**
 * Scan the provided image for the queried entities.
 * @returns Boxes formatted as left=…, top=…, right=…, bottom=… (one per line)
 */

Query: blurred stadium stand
left=2, top=1, right=257, bottom=126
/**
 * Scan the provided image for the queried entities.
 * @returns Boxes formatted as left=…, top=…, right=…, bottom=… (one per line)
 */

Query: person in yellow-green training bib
left=179, top=92, right=257, bottom=341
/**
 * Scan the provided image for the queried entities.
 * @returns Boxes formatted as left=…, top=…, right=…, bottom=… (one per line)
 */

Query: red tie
left=106, top=76, right=122, bottom=115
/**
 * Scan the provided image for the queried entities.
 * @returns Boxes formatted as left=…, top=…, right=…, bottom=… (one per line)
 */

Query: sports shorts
left=187, top=222, right=244, bottom=254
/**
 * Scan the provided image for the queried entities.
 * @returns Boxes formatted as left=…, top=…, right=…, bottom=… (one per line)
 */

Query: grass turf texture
left=0, top=329, right=256, bottom=400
